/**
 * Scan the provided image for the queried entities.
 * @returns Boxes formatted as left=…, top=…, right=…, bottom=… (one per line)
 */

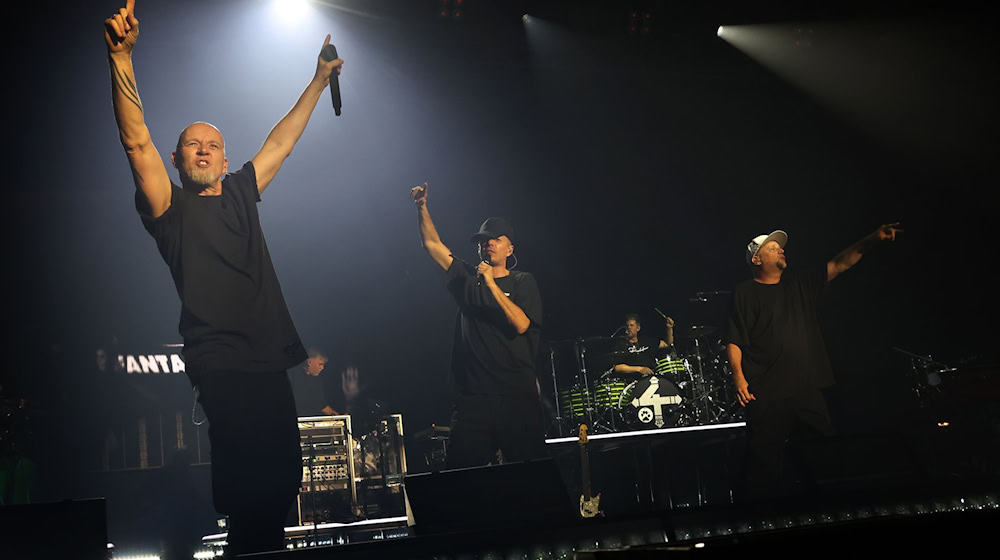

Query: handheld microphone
left=320, top=43, right=342, bottom=116
left=477, top=251, right=491, bottom=285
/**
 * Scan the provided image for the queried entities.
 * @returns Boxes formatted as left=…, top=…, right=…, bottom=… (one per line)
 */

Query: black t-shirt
left=612, top=335, right=661, bottom=371
left=726, top=265, right=834, bottom=398
left=136, top=162, right=306, bottom=377
left=445, top=258, right=543, bottom=396
left=288, top=369, right=330, bottom=417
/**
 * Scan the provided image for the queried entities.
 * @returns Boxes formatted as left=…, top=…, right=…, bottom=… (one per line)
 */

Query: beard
left=176, top=153, right=224, bottom=188
left=181, top=165, right=223, bottom=188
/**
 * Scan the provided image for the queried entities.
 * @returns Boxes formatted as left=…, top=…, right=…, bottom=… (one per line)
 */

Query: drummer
left=611, top=313, right=676, bottom=377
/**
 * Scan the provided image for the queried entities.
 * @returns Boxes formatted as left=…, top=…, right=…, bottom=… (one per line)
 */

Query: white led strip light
left=545, top=422, right=746, bottom=444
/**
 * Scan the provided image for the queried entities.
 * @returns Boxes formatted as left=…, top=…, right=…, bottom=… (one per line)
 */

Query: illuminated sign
left=117, top=353, right=186, bottom=374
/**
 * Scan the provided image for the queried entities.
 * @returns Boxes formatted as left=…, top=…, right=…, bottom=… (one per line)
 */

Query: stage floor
left=194, top=420, right=999, bottom=559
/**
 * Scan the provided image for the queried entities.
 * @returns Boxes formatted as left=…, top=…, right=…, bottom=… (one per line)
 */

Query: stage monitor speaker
left=0, top=498, right=108, bottom=559
left=404, top=458, right=573, bottom=535
left=788, top=432, right=923, bottom=492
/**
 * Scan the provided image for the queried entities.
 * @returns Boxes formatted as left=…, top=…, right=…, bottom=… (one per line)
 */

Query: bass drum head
left=618, top=376, right=684, bottom=429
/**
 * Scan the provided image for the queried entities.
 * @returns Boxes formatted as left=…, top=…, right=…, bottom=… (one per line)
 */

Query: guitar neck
left=580, top=442, right=592, bottom=499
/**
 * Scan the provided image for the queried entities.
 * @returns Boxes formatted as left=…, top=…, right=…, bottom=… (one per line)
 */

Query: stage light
left=522, top=14, right=529, bottom=23
left=717, top=26, right=724, bottom=37
left=271, top=0, right=312, bottom=26
left=437, top=0, right=466, bottom=19
left=627, top=9, right=653, bottom=35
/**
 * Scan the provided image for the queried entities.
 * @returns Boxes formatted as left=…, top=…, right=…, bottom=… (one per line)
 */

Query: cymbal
left=689, top=290, right=732, bottom=302
left=678, top=325, right=718, bottom=338
left=548, top=336, right=615, bottom=345
left=578, top=337, right=610, bottom=343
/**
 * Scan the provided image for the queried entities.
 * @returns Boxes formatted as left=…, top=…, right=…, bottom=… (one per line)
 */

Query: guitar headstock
left=578, top=423, right=588, bottom=444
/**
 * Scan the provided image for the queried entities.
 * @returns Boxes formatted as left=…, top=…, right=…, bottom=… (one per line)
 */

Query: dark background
left=5, top=0, right=997, bottom=551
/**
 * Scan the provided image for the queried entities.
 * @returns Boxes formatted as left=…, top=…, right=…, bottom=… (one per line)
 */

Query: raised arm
left=658, top=316, right=675, bottom=349
left=105, top=0, right=171, bottom=217
left=251, top=35, right=344, bottom=194
left=826, top=222, right=903, bottom=281
left=411, top=183, right=454, bottom=270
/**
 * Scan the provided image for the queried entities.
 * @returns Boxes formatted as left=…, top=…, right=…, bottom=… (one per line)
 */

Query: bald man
left=105, top=1, right=344, bottom=554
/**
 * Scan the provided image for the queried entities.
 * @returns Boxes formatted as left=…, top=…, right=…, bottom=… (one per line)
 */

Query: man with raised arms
left=411, top=183, right=547, bottom=467
left=104, top=1, right=343, bottom=554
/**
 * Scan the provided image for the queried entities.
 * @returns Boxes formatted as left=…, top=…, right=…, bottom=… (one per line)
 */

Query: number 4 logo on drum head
left=631, top=377, right=682, bottom=427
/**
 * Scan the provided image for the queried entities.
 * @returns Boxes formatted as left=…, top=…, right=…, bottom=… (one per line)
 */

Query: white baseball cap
left=746, top=230, right=788, bottom=265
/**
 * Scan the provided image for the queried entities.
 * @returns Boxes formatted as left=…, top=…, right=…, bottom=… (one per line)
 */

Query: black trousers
left=196, top=371, right=302, bottom=556
left=447, top=394, right=548, bottom=469
left=743, top=386, right=835, bottom=502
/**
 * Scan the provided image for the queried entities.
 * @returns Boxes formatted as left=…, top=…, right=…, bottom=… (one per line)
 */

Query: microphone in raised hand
left=320, top=42, right=342, bottom=116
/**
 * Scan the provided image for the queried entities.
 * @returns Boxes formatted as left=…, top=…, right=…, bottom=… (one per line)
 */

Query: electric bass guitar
left=578, top=424, right=602, bottom=518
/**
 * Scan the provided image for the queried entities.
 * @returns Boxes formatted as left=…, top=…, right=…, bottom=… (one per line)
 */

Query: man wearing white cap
left=726, top=223, right=902, bottom=500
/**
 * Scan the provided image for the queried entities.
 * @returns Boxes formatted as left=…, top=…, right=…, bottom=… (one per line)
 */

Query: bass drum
left=617, top=376, right=685, bottom=429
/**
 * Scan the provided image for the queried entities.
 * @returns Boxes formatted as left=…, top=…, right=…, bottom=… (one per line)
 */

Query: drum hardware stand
left=594, top=368, right=621, bottom=432
left=683, top=337, right=729, bottom=425
left=549, top=347, right=565, bottom=437
left=575, top=339, right=601, bottom=432
left=892, top=346, right=957, bottom=407
left=689, top=337, right=710, bottom=424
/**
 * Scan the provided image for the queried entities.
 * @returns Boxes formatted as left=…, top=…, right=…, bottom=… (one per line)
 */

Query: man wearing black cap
left=726, top=224, right=902, bottom=501
left=410, top=183, right=546, bottom=467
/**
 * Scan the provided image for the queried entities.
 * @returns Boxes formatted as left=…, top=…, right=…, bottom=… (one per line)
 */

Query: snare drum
left=617, top=376, right=684, bottom=428
left=654, top=356, right=688, bottom=376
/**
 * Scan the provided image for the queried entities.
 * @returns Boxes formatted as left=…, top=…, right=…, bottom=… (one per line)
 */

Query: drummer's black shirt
left=612, top=335, right=661, bottom=371
left=445, top=257, right=543, bottom=397
left=726, top=265, right=834, bottom=398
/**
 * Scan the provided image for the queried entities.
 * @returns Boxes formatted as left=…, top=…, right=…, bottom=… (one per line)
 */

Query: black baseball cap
left=470, top=217, right=515, bottom=244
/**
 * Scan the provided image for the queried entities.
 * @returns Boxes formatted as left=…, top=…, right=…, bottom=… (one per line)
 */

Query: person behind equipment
left=612, top=313, right=675, bottom=377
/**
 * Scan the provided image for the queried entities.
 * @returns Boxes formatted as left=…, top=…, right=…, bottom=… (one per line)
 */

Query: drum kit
left=547, top=294, right=744, bottom=436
